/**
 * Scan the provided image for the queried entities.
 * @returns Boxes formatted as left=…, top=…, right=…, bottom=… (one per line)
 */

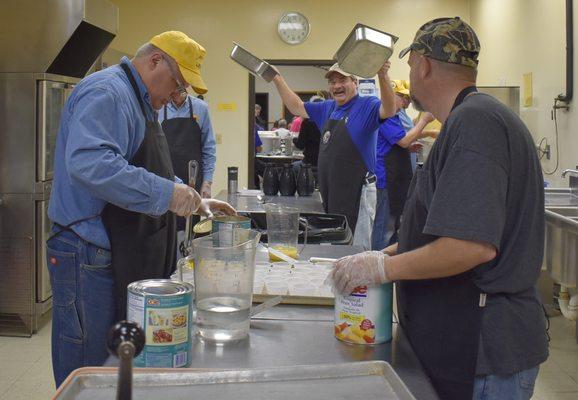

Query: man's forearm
left=272, top=75, right=308, bottom=118
left=384, top=237, right=497, bottom=281
left=397, top=119, right=428, bottom=148
left=378, top=73, right=396, bottom=119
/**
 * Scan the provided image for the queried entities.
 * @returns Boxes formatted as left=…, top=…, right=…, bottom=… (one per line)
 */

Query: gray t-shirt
left=399, top=92, right=548, bottom=375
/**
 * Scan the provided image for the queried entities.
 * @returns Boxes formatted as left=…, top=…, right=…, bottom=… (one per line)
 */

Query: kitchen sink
left=545, top=205, right=578, bottom=287
left=545, top=187, right=578, bottom=207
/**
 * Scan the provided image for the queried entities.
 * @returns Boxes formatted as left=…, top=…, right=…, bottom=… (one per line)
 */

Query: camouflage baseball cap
left=398, top=17, right=480, bottom=68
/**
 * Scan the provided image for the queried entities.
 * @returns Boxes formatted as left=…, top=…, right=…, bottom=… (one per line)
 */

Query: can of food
left=334, top=283, right=393, bottom=345
left=211, top=215, right=251, bottom=246
left=127, top=279, right=193, bottom=368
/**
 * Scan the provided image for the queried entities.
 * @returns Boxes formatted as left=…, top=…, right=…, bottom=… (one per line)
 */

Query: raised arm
left=377, top=61, right=396, bottom=119
left=271, top=74, right=309, bottom=118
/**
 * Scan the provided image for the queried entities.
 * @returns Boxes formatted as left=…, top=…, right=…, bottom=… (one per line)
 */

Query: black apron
left=161, top=97, right=203, bottom=231
left=317, top=113, right=367, bottom=233
left=385, top=144, right=412, bottom=218
left=102, top=63, right=177, bottom=320
left=396, top=86, right=483, bottom=400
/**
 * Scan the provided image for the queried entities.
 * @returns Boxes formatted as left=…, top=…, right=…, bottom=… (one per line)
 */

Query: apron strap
left=188, top=96, right=195, bottom=121
left=164, top=104, right=168, bottom=120
left=119, top=63, right=149, bottom=121
left=48, top=214, right=100, bottom=241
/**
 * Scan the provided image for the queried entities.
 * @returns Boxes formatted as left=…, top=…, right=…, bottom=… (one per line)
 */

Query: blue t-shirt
left=254, top=122, right=264, bottom=148
left=304, top=95, right=381, bottom=173
left=376, top=115, right=406, bottom=189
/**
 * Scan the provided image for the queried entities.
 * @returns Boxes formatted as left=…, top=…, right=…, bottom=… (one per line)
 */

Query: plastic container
left=264, top=203, right=299, bottom=261
left=192, top=229, right=261, bottom=342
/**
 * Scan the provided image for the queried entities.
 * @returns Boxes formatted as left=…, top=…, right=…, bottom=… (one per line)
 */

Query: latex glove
left=200, top=181, right=212, bottom=199
left=328, top=251, right=390, bottom=295
left=196, top=199, right=237, bottom=219
left=169, top=183, right=202, bottom=217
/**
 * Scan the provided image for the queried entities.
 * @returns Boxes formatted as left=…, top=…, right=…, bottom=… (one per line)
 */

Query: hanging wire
left=543, top=99, right=562, bottom=175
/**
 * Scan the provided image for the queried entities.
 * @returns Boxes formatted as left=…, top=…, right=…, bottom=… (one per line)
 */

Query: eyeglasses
left=162, top=56, right=188, bottom=96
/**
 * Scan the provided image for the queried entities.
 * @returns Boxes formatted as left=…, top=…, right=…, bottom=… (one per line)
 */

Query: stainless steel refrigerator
left=0, top=0, right=118, bottom=336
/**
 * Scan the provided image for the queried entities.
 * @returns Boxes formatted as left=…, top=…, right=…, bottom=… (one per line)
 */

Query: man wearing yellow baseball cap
left=47, top=31, right=234, bottom=386
left=372, top=79, right=434, bottom=251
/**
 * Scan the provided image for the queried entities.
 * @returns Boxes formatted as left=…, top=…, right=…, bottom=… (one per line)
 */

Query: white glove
left=196, top=199, right=237, bottom=219
left=168, top=183, right=202, bottom=217
left=200, top=181, right=212, bottom=199
left=328, top=251, right=390, bottom=295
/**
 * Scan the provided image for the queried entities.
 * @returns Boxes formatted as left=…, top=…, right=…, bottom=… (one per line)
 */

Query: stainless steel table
left=216, top=190, right=325, bottom=214
left=105, top=245, right=439, bottom=399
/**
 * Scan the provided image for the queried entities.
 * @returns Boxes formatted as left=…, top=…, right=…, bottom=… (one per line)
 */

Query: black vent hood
left=0, top=0, right=118, bottom=77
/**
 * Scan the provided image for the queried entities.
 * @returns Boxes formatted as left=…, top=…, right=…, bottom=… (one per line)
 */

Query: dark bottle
left=279, top=163, right=296, bottom=196
left=296, top=163, right=315, bottom=196
left=262, top=163, right=279, bottom=195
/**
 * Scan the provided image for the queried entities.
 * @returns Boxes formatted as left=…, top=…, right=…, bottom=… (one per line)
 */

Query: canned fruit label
left=334, top=283, right=393, bottom=345
left=128, top=288, right=192, bottom=368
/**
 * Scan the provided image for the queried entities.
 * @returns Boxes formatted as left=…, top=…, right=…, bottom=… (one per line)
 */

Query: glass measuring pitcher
left=264, top=203, right=300, bottom=261
left=192, top=229, right=261, bottom=342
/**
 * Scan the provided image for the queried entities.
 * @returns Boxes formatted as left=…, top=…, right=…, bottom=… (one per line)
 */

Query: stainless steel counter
left=216, top=190, right=325, bottom=214
left=189, top=305, right=438, bottom=400
left=105, top=244, right=438, bottom=399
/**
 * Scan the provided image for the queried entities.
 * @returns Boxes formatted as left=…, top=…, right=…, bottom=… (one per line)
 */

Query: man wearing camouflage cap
left=329, top=17, right=547, bottom=399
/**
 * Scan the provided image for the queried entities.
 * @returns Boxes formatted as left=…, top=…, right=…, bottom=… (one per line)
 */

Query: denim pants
left=46, top=229, right=116, bottom=387
left=371, top=188, right=393, bottom=251
left=473, top=366, right=540, bottom=400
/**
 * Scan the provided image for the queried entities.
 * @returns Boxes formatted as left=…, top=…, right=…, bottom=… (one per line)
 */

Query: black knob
left=107, top=321, right=145, bottom=358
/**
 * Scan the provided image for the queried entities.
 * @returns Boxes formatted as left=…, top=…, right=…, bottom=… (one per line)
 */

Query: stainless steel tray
left=54, top=361, right=416, bottom=399
left=334, top=23, right=398, bottom=78
left=230, top=42, right=278, bottom=82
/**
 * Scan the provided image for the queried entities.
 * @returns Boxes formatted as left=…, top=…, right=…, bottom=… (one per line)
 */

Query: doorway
left=247, top=59, right=333, bottom=189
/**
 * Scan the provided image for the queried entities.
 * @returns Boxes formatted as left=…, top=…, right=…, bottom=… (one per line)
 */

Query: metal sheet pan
left=230, top=43, right=278, bottom=82
left=53, top=361, right=416, bottom=400
left=334, top=23, right=398, bottom=78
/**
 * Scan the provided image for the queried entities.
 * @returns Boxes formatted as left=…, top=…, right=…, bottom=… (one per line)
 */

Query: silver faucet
left=561, top=169, right=578, bottom=178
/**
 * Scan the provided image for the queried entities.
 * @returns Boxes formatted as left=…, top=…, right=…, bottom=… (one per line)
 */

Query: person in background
left=290, top=115, right=303, bottom=135
left=254, top=104, right=265, bottom=188
left=329, top=17, right=547, bottom=399
left=270, top=62, right=396, bottom=249
left=291, top=95, right=324, bottom=179
left=47, top=31, right=235, bottom=387
left=372, top=81, right=434, bottom=251
left=158, top=89, right=216, bottom=257
left=255, top=103, right=266, bottom=128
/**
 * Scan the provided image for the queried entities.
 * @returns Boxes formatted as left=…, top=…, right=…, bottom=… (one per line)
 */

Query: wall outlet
left=216, top=133, right=222, bottom=144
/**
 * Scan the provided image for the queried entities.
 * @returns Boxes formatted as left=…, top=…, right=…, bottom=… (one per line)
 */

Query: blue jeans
left=473, top=366, right=540, bottom=400
left=371, top=188, right=392, bottom=251
left=46, top=229, right=116, bottom=387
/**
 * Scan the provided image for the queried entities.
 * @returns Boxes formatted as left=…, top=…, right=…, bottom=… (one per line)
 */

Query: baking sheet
left=53, top=361, right=416, bottom=400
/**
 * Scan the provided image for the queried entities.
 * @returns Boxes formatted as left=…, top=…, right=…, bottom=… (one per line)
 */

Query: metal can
left=334, top=283, right=393, bottom=345
left=211, top=215, right=251, bottom=246
left=127, top=279, right=193, bottom=368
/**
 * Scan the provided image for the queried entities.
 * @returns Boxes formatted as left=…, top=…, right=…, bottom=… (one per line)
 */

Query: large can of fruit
left=334, top=283, right=393, bottom=344
left=127, top=279, right=193, bottom=368
left=211, top=215, right=251, bottom=246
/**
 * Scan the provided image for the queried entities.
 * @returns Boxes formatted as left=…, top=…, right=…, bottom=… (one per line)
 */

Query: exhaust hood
left=0, top=0, right=118, bottom=77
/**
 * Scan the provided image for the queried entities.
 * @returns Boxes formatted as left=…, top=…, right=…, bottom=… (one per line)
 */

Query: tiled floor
left=0, top=315, right=577, bottom=399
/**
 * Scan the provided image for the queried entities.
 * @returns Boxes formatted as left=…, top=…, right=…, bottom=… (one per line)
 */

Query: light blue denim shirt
left=48, top=57, right=175, bottom=249
left=157, top=95, right=217, bottom=182
left=396, top=108, right=418, bottom=171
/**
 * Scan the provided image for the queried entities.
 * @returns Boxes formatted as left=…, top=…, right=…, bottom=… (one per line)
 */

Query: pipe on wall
left=557, top=0, right=574, bottom=104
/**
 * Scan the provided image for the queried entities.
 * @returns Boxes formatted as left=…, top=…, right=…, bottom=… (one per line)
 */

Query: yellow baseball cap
left=391, top=79, right=410, bottom=96
left=150, top=31, right=208, bottom=94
